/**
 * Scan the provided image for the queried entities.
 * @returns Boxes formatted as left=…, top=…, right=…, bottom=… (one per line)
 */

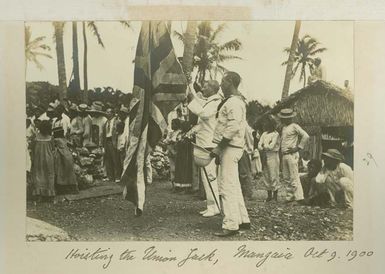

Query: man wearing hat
left=278, top=108, right=309, bottom=203
left=313, top=149, right=353, bottom=208
left=104, top=107, right=121, bottom=183
left=89, top=101, right=107, bottom=147
left=79, top=103, right=93, bottom=146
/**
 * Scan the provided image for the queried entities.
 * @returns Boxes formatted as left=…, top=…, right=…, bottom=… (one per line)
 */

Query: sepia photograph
left=25, top=20, right=354, bottom=242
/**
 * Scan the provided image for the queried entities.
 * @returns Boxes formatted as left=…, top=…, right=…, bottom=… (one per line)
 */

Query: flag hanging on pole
left=121, top=21, right=187, bottom=216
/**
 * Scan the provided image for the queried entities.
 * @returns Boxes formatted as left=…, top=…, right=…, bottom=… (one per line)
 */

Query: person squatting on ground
left=311, top=149, right=354, bottom=208
left=258, top=117, right=280, bottom=202
left=211, top=71, right=250, bottom=237
left=300, top=159, right=322, bottom=201
left=187, top=79, right=222, bottom=217
left=278, top=108, right=309, bottom=203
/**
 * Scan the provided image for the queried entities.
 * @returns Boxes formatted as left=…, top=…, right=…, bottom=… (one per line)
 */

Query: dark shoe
left=239, top=223, right=251, bottom=230
left=265, top=190, right=273, bottom=202
left=273, top=190, right=278, bottom=201
left=214, top=229, right=238, bottom=237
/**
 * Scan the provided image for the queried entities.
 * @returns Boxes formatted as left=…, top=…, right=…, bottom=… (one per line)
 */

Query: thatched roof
left=268, top=80, right=354, bottom=127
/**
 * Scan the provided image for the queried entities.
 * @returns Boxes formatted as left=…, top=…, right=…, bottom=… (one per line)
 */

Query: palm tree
left=282, top=34, right=327, bottom=88
left=53, top=22, right=67, bottom=101
left=81, top=21, right=130, bottom=103
left=71, top=22, right=81, bottom=94
left=25, top=25, right=52, bottom=72
left=174, top=21, right=242, bottom=86
left=82, top=21, right=105, bottom=103
left=281, top=20, right=301, bottom=99
left=69, top=21, right=80, bottom=97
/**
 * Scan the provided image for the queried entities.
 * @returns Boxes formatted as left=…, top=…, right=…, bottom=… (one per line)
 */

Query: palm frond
left=299, top=63, right=306, bottom=82
left=87, top=21, right=105, bottom=48
left=216, top=54, right=242, bottom=63
left=33, top=52, right=53, bottom=59
left=210, top=23, right=226, bottom=42
left=292, top=62, right=301, bottom=79
left=31, top=55, right=44, bottom=70
left=173, top=30, right=185, bottom=43
left=309, top=47, right=327, bottom=55
left=219, top=39, right=242, bottom=51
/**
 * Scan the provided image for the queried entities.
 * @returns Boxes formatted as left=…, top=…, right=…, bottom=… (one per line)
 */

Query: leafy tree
left=174, top=21, right=242, bottom=85
left=25, top=26, right=52, bottom=71
left=282, top=34, right=327, bottom=87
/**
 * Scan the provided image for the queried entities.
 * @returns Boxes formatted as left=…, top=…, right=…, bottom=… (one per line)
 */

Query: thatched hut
left=266, top=80, right=354, bottom=163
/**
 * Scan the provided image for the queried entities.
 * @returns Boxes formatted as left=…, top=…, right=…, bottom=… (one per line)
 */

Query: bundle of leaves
left=150, top=145, right=170, bottom=180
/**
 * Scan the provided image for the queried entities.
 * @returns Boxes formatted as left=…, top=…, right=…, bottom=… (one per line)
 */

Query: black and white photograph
left=24, top=20, right=354, bottom=242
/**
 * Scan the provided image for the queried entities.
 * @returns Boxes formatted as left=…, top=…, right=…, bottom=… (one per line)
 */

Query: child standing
left=258, top=117, right=280, bottom=202
left=31, top=120, right=55, bottom=202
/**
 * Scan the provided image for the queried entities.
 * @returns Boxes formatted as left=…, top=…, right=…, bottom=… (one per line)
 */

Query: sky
left=26, top=21, right=353, bottom=105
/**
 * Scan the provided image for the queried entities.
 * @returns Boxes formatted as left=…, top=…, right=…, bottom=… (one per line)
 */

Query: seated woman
left=306, top=149, right=353, bottom=208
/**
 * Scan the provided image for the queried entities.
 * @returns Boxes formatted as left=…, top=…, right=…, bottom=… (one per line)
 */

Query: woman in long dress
left=31, top=120, right=56, bottom=202
left=173, top=119, right=193, bottom=192
left=53, top=127, right=79, bottom=195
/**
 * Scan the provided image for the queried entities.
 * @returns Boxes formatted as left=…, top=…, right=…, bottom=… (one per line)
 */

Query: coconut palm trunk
left=72, top=22, right=81, bottom=94
left=282, top=20, right=301, bottom=99
left=53, top=22, right=67, bottom=102
left=82, top=21, right=88, bottom=103
left=181, top=21, right=197, bottom=83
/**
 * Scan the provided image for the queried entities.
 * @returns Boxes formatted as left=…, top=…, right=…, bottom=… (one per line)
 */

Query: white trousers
left=145, top=155, right=153, bottom=184
left=218, top=147, right=250, bottom=231
left=282, top=152, right=304, bottom=201
left=201, top=158, right=220, bottom=213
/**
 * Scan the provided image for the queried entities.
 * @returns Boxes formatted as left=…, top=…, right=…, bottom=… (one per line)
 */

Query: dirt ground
left=26, top=179, right=353, bottom=241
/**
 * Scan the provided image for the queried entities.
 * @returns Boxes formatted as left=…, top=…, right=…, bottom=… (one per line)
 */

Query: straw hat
left=192, top=143, right=213, bottom=167
left=277, top=108, right=297, bottom=119
left=78, top=104, right=89, bottom=112
left=88, top=101, right=105, bottom=115
left=322, top=149, right=345, bottom=162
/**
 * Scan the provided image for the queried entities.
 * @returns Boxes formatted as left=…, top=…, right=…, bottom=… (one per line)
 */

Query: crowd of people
left=26, top=70, right=354, bottom=237
left=26, top=97, right=142, bottom=202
